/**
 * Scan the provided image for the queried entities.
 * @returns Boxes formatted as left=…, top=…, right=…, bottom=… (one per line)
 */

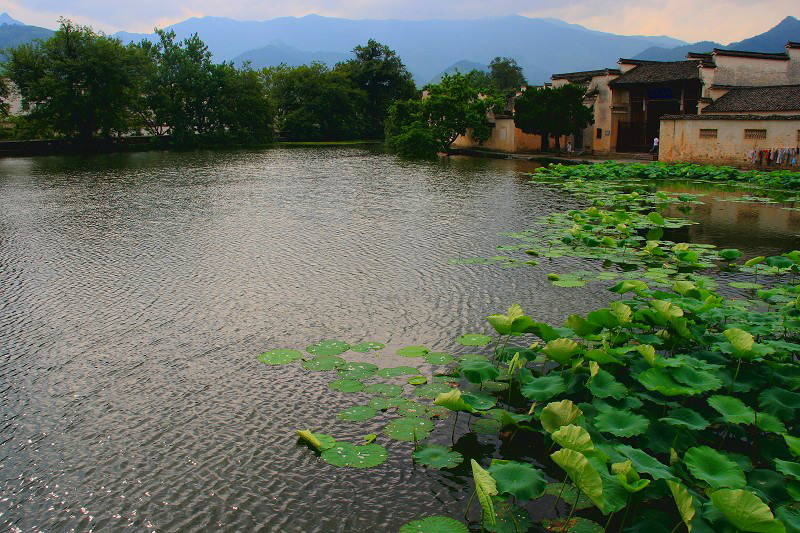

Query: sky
left=1, top=0, right=798, bottom=43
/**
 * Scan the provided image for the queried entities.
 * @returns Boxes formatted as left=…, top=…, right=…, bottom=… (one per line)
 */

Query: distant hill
left=429, top=60, right=488, bottom=84
left=634, top=15, right=799, bottom=61
left=233, top=41, right=350, bottom=69
left=0, top=13, right=24, bottom=25
left=114, top=14, right=689, bottom=84
left=0, top=23, right=53, bottom=51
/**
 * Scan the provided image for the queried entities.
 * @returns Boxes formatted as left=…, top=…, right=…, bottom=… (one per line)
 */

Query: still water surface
left=1, top=147, right=798, bottom=532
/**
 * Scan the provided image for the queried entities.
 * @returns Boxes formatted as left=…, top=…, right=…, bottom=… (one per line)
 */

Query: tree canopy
left=488, top=57, right=527, bottom=95
left=514, top=84, right=593, bottom=150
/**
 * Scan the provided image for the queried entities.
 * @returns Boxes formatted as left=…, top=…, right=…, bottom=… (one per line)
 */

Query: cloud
left=0, top=0, right=796, bottom=42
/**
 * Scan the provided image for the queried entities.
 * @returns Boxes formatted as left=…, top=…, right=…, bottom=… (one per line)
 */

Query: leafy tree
left=489, top=57, right=527, bottom=95
left=264, top=62, right=367, bottom=141
left=335, top=40, right=417, bottom=138
left=514, top=84, right=592, bottom=151
left=5, top=19, right=149, bottom=141
left=386, top=73, right=503, bottom=157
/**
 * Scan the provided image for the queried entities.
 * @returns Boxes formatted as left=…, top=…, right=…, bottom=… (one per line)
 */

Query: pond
left=0, top=147, right=798, bottom=531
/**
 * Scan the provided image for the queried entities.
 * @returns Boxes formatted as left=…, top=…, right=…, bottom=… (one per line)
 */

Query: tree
left=336, top=40, right=417, bottom=139
left=5, top=19, right=149, bottom=141
left=264, top=62, right=367, bottom=141
left=489, top=57, right=527, bottom=95
left=514, top=84, right=593, bottom=151
left=386, top=73, right=504, bottom=157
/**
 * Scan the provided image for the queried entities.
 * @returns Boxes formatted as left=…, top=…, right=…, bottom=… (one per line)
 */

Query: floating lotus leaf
left=615, top=445, right=675, bottom=481
left=540, top=400, right=582, bottom=433
left=396, top=401, right=429, bottom=418
left=415, top=383, right=453, bottom=399
left=481, top=381, right=510, bottom=392
left=666, top=481, right=695, bottom=532
left=424, top=352, right=456, bottom=365
left=462, top=391, right=497, bottom=411
left=594, top=410, right=650, bottom=437
left=459, top=360, right=500, bottom=384
left=321, top=442, right=388, bottom=468
left=637, top=368, right=698, bottom=396
left=745, top=256, right=766, bottom=267
left=659, top=407, right=710, bottom=430
left=337, top=405, right=378, bottom=421
left=302, top=355, right=346, bottom=371
left=489, top=460, right=546, bottom=500
left=484, top=499, right=534, bottom=533
left=383, top=417, right=434, bottom=441
left=729, top=282, right=764, bottom=290
left=459, top=353, right=489, bottom=362
left=541, top=517, right=604, bottom=533
left=413, top=444, right=463, bottom=469
left=551, top=425, right=594, bottom=453
left=362, top=433, right=377, bottom=444
left=350, top=341, right=385, bottom=353
left=550, top=449, right=604, bottom=511
left=759, top=388, right=800, bottom=420
left=543, top=338, right=580, bottom=364
left=258, top=349, right=304, bottom=365
left=407, top=375, right=428, bottom=385
left=708, top=395, right=756, bottom=425
left=399, top=516, right=469, bottom=533
left=434, top=389, right=476, bottom=413
left=341, top=361, right=379, bottom=373
left=457, top=333, right=493, bottom=346
left=306, top=339, right=350, bottom=356
left=433, top=374, right=460, bottom=383
left=369, top=396, right=408, bottom=410
left=684, top=446, right=746, bottom=489
left=521, top=375, right=567, bottom=402
left=710, top=489, right=786, bottom=533
left=588, top=370, right=628, bottom=400
left=719, top=248, right=743, bottom=260
left=376, top=366, right=420, bottom=378
left=426, top=405, right=452, bottom=418
left=552, top=279, right=587, bottom=288
left=296, top=430, right=336, bottom=451
left=337, top=363, right=379, bottom=379
left=473, top=418, right=502, bottom=435
left=775, top=459, right=800, bottom=481
left=397, top=345, right=430, bottom=357
left=328, top=378, right=365, bottom=393
left=364, top=383, right=404, bottom=397
left=471, top=459, right=498, bottom=527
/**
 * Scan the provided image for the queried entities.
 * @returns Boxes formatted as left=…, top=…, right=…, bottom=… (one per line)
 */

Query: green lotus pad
left=457, top=333, right=493, bottom=346
left=489, top=460, right=547, bottom=500
left=424, top=352, right=456, bottom=365
left=296, top=430, right=336, bottom=452
left=337, top=405, right=378, bottom=421
left=383, top=417, right=435, bottom=441
left=594, top=410, right=650, bottom=437
left=257, top=349, right=304, bottom=365
left=407, top=376, right=428, bottom=385
left=396, top=401, right=430, bottom=418
left=376, top=366, right=420, bottom=378
left=350, top=341, right=386, bottom=353
left=414, top=383, right=453, bottom=399
left=399, top=516, right=469, bottom=533
left=369, top=396, right=409, bottom=410
left=364, top=383, right=404, bottom=397
left=302, top=355, right=346, bottom=371
left=328, top=378, right=365, bottom=393
left=397, top=345, right=430, bottom=357
left=305, top=339, right=351, bottom=356
left=320, top=442, right=388, bottom=468
left=412, top=444, right=463, bottom=469
left=337, top=362, right=379, bottom=380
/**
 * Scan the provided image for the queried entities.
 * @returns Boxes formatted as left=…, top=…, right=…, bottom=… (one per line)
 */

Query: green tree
left=386, top=73, right=503, bottom=157
left=489, top=57, right=527, bottom=95
left=336, top=40, right=417, bottom=138
left=5, top=19, right=149, bottom=141
left=514, top=84, right=592, bottom=151
left=264, top=62, right=367, bottom=141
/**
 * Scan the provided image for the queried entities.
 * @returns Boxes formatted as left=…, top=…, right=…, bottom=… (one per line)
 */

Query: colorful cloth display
left=746, top=148, right=800, bottom=167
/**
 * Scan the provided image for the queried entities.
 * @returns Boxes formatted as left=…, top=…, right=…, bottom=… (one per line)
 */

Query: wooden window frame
left=744, top=129, right=767, bottom=140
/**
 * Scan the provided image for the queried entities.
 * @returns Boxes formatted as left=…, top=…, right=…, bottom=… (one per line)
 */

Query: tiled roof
left=712, top=48, right=789, bottom=60
left=787, top=41, right=800, bottom=49
left=702, top=85, right=800, bottom=113
left=661, top=114, right=800, bottom=120
left=551, top=69, right=620, bottom=83
left=609, top=61, right=701, bottom=86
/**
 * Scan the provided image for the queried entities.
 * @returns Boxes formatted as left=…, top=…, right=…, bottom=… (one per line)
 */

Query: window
left=699, top=129, right=718, bottom=139
left=744, top=129, right=767, bottom=139
left=596, top=128, right=602, bottom=139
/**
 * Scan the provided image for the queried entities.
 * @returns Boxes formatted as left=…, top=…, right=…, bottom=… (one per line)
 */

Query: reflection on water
left=0, top=148, right=797, bottom=532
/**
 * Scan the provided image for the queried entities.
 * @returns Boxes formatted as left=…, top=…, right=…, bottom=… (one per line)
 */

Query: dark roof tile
left=551, top=68, right=620, bottom=83
left=609, top=61, right=701, bottom=86
left=712, top=48, right=789, bottom=60
left=702, top=85, right=800, bottom=113
left=661, top=114, right=800, bottom=120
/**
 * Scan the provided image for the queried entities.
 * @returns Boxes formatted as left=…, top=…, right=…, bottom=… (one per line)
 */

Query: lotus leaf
left=785, top=435, right=800, bottom=458
left=487, top=304, right=536, bottom=335
left=659, top=407, right=710, bottom=430
left=610, top=301, right=633, bottom=323
left=550, top=449, right=605, bottom=511
left=306, top=340, right=350, bottom=356
left=433, top=389, right=476, bottom=413
left=666, top=480, right=696, bottom=531
left=383, top=417, right=434, bottom=441
left=759, top=388, right=800, bottom=420
left=321, top=442, right=388, bottom=468
left=756, top=413, right=787, bottom=434
left=541, top=517, right=604, bottom=533
left=521, top=375, right=567, bottom=402
left=459, top=360, right=500, bottom=384
left=553, top=279, right=587, bottom=288
left=369, top=396, right=408, bottom=410
left=364, top=383, right=404, bottom=397
left=473, top=418, right=502, bottom=434
left=719, top=248, right=743, bottom=260
left=745, top=256, right=766, bottom=267
left=588, top=370, right=628, bottom=400
left=730, top=281, right=764, bottom=290
left=399, top=516, right=469, bottom=533
left=407, top=376, right=428, bottom=385
left=350, top=341, right=385, bottom=353
left=338, top=405, right=378, bottom=421
left=775, top=460, right=800, bottom=481
left=396, top=401, right=430, bottom=418
left=338, top=362, right=379, bottom=380
left=636, top=344, right=658, bottom=366
left=488, top=460, right=546, bottom=500
left=424, top=352, right=455, bottom=365
left=551, top=425, right=594, bottom=453
left=543, top=483, right=594, bottom=512
left=328, top=378, right=365, bottom=393
left=725, top=328, right=754, bottom=357
left=541, top=400, right=582, bottom=433
left=415, top=383, right=453, bottom=399
left=257, top=349, right=304, bottom=365
left=412, top=444, right=463, bottom=469
left=637, top=368, right=699, bottom=396
left=463, top=391, right=497, bottom=411
left=471, top=459, right=498, bottom=527
left=684, top=446, right=746, bottom=489
left=710, top=489, right=786, bottom=533
left=543, top=338, right=581, bottom=365
left=708, top=395, right=756, bottom=424
left=612, top=461, right=650, bottom=493
left=397, top=345, right=430, bottom=357
left=296, top=430, right=336, bottom=452
left=376, top=366, right=420, bottom=378
left=594, top=410, right=650, bottom=437
left=614, top=445, right=675, bottom=481
left=302, top=355, right=346, bottom=371
left=457, top=333, right=493, bottom=346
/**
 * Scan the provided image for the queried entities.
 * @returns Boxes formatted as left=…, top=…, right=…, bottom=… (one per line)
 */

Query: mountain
left=634, top=15, right=800, bottom=61
left=0, top=23, right=53, bottom=51
left=429, top=60, right=488, bottom=84
left=0, top=13, right=24, bottom=25
left=115, top=14, right=688, bottom=84
left=233, top=41, right=350, bottom=68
